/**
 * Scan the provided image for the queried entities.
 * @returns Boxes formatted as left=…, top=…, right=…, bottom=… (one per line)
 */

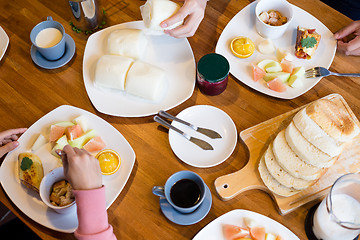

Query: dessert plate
left=215, top=2, right=336, bottom=99
left=193, top=209, right=300, bottom=239
left=83, top=21, right=196, bottom=117
left=0, top=26, right=9, bottom=61
left=160, top=185, right=212, bottom=225
left=0, top=105, right=136, bottom=233
left=169, top=105, right=237, bottom=168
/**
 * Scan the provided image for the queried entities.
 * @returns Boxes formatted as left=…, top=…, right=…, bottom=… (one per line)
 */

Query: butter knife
left=158, top=110, right=222, bottom=139
left=154, top=115, right=214, bottom=150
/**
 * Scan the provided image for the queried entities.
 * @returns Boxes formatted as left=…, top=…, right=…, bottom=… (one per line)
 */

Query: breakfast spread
left=140, top=0, right=183, bottom=34
left=18, top=152, right=44, bottom=192
left=259, top=99, right=360, bottom=197
left=259, top=10, right=287, bottom=26
left=49, top=179, right=75, bottom=207
left=295, top=26, right=321, bottom=59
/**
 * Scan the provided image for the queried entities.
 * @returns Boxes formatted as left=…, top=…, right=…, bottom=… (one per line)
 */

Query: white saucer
left=159, top=185, right=212, bottom=225
left=168, top=105, right=237, bottom=168
left=30, top=33, right=76, bottom=69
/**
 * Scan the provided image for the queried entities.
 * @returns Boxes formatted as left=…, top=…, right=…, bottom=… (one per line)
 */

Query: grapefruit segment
left=223, top=224, right=250, bottom=240
left=250, top=226, right=266, bottom=240
left=83, top=136, right=106, bottom=152
left=280, top=59, right=294, bottom=73
left=65, top=124, right=84, bottom=141
left=267, top=77, right=286, bottom=92
left=49, top=125, right=66, bottom=142
left=251, top=63, right=266, bottom=82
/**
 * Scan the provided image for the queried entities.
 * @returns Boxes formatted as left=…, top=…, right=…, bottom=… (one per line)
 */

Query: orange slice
left=230, top=37, right=255, bottom=58
left=95, top=149, right=121, bottom=175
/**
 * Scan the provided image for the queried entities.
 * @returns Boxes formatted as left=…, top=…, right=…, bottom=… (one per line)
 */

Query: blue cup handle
left=47, top=16, right=53, bottom=21
left=152, top=186, right=165, bottom=198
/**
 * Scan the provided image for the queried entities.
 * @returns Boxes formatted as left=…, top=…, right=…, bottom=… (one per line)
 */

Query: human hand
left=0, top=128, right=27, bottom=158
left=60, top=145, right=102, bottom=190
left=334, top=20, right=360, bottom=56
left=161, top=0, right=208, bottom=38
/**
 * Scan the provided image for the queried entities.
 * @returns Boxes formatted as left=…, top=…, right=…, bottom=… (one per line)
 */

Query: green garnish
left=69, top=8, right=107, bottom=35
left=20, top=157, right=33, bottom=171
left=301, top=37, right=317, bottom=48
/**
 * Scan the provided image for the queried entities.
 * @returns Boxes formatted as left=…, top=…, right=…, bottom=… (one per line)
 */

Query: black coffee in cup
left=170, top=179, right=201, bottom=208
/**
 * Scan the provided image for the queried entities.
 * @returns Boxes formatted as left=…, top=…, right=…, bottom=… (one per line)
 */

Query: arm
left=334, top=20, right=360, bottom=56
left=0, top=128, right=27, bottom=158
left=161, top=0, right=208, bottom=38
left=61, top=145, right=116, bottom=240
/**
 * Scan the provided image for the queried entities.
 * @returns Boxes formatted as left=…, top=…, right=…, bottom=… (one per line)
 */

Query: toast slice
left=295, top=26, right=321, bottom=59
left=18, top=152, right=44, bottom=192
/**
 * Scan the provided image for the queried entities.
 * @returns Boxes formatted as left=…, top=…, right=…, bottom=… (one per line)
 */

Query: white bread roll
left=285, top=121, right=335, bottom=168
left=107, top=29, right=147, bottom=59
left=272, top=130, right=324, bottom=181
left=140, top=0, right=183, bottom=34
left=264, top=145, right=314, bottom=190
left=258, top=156, right=300, bottom=197
left=293, top=108, right=342, bottom=157
left=125, top=60, right=165, bottom=101
left=306, top=99, right=360, bottom=143
left=94, top=55, right=134, bottom=91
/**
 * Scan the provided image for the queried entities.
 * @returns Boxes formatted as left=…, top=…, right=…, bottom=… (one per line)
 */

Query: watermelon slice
left=250, top=226, right=266, bottom=240
left=49, top=125, right=66, bottom=142
left=223, top=224, right=250, bottom=240
left=65, top=124, right=84, bottom=141
left=83, top=136, right=106, bottom=152
left=251, top=63, right=266, bottom=82
left=280, top=59, right=293, bottom=73
left=267, top=77, right=286, bottom=92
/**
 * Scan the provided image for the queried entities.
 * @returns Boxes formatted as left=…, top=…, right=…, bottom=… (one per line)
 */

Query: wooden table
left=0, top=0, right=359, bottom=239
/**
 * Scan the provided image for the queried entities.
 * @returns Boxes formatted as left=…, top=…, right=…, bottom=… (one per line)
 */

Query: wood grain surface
left=0, top=0, right=359, bottom=239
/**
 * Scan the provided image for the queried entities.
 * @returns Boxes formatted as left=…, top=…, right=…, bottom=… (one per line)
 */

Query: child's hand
left=0, top=128, right=27, bottom=158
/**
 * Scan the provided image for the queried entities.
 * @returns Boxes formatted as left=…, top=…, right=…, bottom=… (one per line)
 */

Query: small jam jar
left=196, top=53, right=230, bottom=96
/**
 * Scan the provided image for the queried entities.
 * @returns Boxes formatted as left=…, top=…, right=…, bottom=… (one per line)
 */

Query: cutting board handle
left=214, top=160, right=265, bottom=201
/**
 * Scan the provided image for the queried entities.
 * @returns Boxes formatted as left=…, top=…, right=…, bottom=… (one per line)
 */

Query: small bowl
left=39, top=167, right=76, bottom=214
left=255, top=0, right=293, bottom=39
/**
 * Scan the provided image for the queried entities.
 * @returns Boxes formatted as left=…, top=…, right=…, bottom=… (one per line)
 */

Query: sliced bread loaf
left=264, top=144, right=314, bottom=190
left=293, top=108, right=342, bottom=157
left=306, top=99, right=360, bottom=143
left=258, top=156, right=300, bottom=197
left=272, top=130, right=324, bottom=181
left=285, top=121, right=336, bottom=168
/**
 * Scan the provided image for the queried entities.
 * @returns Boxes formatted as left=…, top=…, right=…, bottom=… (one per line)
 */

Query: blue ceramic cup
left=30, top=16, right=65, bottom=61
left=152, top=171, right=206, bottom=214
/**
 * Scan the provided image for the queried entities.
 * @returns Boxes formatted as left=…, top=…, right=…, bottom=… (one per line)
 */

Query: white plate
left=193, top=209, right=300, bottom=240
left=215, top=2, right=337, bottom=99
left=169, top=105, right=237, bottom=168
left=83, top=21, right=196, bottom=117
left=0, top=26, right=9, bottom=61
left=0, top=105, right=136, bottom=233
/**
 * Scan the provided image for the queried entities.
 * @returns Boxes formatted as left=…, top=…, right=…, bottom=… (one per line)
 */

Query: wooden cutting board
left=215, top=93, right=360, bottom=215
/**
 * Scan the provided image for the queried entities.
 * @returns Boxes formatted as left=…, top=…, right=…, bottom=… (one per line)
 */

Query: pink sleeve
left=73, top=186, right=117, bottom=240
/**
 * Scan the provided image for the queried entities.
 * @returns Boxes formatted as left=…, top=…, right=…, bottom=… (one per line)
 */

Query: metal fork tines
left=305, top=67, right=360, bottom=78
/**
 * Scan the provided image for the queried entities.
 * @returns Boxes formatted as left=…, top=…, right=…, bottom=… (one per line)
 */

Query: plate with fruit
left=193, top=209, right=299, bottom=240
left=215, top=1, right=336, bottom=99
left=0, top=105, right=136, bottom=233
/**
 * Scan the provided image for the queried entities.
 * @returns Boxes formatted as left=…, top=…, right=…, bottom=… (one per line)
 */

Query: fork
left=305, top=67, right=360, bottom=78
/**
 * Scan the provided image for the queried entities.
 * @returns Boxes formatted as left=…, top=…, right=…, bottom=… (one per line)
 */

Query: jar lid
left=197, top=53, right=230, bottom=83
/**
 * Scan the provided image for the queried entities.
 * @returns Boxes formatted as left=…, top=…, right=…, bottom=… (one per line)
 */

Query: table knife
left=154, top=115, right=214, bottom=150
left=158, top=110, right=222, bottom=139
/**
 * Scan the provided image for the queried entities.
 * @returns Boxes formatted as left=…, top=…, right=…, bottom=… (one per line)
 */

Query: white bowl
left=255, top=0, right=293, bottom=39
left=39, top=167, right=76, bottom=214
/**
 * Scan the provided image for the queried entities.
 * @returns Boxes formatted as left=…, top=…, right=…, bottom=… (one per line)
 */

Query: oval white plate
left=193, top=209, right=300, bottom=240
left=0, top=105, right=136, bottom=232
left=83, top=21, right=196, bottom=117
left=169, top=105, right=237, bottom=168
left=215, top=2, right=337, bottom=99
left=0, top=26, right=9, bottom=61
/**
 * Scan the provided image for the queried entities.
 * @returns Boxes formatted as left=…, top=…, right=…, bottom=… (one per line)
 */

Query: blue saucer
left=31, top=33, right=76, bottom=69
left=159, top=185, right=212, bottom=225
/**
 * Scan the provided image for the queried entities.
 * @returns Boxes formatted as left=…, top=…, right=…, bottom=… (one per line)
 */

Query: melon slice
left=68, top=129, right=97, bottom=149
left=65, top=124, right=84, bottom=141
left=73, top=115, right=88, bottom=132
left=31, top=134, right=47, bottom=152
left=83, top=136, right=106, bottom=152
left=51, top=135, right=69, bottom=157
left=267, top=77, right=286, bottom=92
left=223, top=224, right=250, bottom=240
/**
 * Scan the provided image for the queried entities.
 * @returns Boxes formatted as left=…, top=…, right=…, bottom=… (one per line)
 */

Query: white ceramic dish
left=193, top=209, right=300, bottom=240
left=83, top=21, right=196, bottom=117
left=168, top=105, right=237, bottom=168
left=0, top=26, right=9, bottom=61
left=0, top=105, right=136, bottom=233
left=215, top=1, right=337, bottom=99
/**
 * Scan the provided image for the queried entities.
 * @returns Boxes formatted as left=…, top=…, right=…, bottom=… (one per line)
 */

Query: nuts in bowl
left=255, top=0, right=293, bottom=39
left=39, top=167, right=76, bottom=214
